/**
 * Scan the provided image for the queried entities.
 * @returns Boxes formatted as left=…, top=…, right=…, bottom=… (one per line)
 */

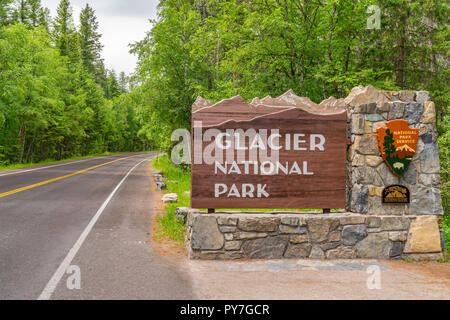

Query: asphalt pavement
left=0, top=152, right=196, bottom=300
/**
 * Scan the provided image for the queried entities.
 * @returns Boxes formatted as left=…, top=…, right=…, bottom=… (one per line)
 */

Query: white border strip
left=37, top=157, right=151, bottom=300
left=0, top=156, right=116, bottom=177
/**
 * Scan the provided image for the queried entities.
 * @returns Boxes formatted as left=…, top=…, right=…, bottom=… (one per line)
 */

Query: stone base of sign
left=186, top=211, right=445, bottom=261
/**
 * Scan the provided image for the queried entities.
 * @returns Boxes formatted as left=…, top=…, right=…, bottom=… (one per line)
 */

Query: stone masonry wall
left=186, top=212, right=444, bottom=261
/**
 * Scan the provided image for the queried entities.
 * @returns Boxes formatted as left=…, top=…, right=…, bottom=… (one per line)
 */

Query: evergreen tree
left=105, top=70, right=121, bottom=99
left=53, top=0, right=74, bottom=57
left=118, top=72, right=128, bottom=93
left=79, top=4, right=103, bottom=77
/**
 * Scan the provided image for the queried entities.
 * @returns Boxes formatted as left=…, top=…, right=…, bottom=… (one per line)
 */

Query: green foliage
left=151, top=155, right=190, bottom=244
left=129, top=0, right=449, bottom=153
left=0, top=1, right=150, bottom=166
left=438, top=115, right=449, bottom=216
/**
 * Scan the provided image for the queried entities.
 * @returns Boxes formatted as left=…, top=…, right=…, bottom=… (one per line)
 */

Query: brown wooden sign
left=191, top=91, right=348, bottom=209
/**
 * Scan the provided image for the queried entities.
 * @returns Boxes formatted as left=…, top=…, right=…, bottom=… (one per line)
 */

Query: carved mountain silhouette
left=396, top=144, right=415, bottom=153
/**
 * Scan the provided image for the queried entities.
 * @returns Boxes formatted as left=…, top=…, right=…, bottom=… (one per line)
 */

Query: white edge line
left=0, top=155, right=118, bottom=177
left=37, top=156, right=151, bottom=300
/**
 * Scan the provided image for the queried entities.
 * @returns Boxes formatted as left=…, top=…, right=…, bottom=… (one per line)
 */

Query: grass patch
left=443, top=214, right=450, bottom=257
left=151, top=155, right=190, bottom=244
left=0, top=151, right=128, bottom=171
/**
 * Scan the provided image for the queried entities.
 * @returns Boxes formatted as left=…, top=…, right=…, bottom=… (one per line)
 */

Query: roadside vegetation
left=151, top=155, right=190, bottom=244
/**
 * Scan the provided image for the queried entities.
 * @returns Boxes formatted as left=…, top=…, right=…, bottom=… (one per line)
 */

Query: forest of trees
left=0, top=0, right=147, bottom=165
left=0, top=0, right=448, bottom=166
left=128, top=0, right=448, bottom=151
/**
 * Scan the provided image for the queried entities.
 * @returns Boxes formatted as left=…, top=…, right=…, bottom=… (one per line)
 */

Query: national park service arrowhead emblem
left=377, top=120, right=419, bottom=177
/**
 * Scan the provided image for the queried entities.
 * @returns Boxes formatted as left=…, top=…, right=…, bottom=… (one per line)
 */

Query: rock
left=191, top=216, right=224, bottom=250
left=366, top=156, right=383, bottom=167
left=234, top=232, right=268, bottom=240
left=309, top=246, right=325, bottom=259
left=279, top=225, right=307, bottom=235
left=390, top=242, right=404, bottom=257
left=153, top=170, right=163, bottom=175
left=366, top=217, right=381, bottom=228
left=351, top=114, right=365, bottom=134
left=219, top=226, right=237, bottom=233
left=307, top=218, right=339, bottom=243
left=410, top=185, right=443, bottom=215
left=321, top=242, right=341, bottom=251
left=217, top=216, right=238, bottom=226
left=420, top=143, right=440, bottom=174
left=345, top=85, right=380, bottom=107
left=281, top=217, right=299, bottom=226
left=154, top=174, right=163, bottom=183
left=162, top=193, right=178, bottom=203
left=399, top=90, right=416, bottom=102
left=412, top=139, right=425, bottom=161
left=421, top=133, right=433, bottom=144
left=389, top=231, right=408, bottom=242
left=368, top=196, right=409, bottom=215
left=400, top=162, right=418, bottom=185
left=225, top=241, right=242, bottom=251
left=284, top=243, right=312, bottom=258
left=290, top=234, right=309, bottom=244
left=328, top=231, right=342, bottom=242
left=238, top=217, right=280, bottom=232
left=415, top=91, right=430, bottom=103
left=405, top=216, right=442, bottom=253
left=365, top=114, right=384, bottom=122
left=405, top=103, right=424, bottom=124
left=156, top=182, right=167, bottom=190
left=340, top=216, right=366, bottom=225
left=352, top=167, right=382, bottom=186
left=175, top=207, right=190, bottom=224
left=369, top=185, right=383, bottom=197
left=354, top=134, right=379, bottom=155
left=326, top=246, right=356, bottom=259
left=342, top=225, right=368, bottom=246
left=352, top=154, right=365, bottom=167
left=351, top=184, right=369, bottom=213
left=376, top=164, right=400, bottom=186
left=224, top=233, right=233, bottom=241
left=388, top=102, right=406, bottom=120
left=418, top=174, right=441, bottom=188
left=242, top=236, right=289, bottom=259
left=365, top=121, right=372, bottom=133
left=380, top=217, right=410, bottom=231
left=422, top=101, right=436, bottom=123
left=356, top=233, right=391, bottom=259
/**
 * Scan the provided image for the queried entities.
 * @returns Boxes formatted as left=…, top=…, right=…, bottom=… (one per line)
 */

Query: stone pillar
left=346, top=86, right=445, bottom=260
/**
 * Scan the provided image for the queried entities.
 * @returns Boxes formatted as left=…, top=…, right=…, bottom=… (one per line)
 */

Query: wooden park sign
left=191, top=91, right=348, bottom=209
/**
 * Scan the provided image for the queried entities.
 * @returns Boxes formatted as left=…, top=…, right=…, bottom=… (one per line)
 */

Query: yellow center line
left=0, top=155, right=140, bottom=199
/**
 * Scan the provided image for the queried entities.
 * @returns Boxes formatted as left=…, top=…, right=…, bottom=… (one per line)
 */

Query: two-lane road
left=0, top=153, right=196, bottom=300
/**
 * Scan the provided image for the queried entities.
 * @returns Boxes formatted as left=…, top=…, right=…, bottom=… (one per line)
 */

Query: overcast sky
left=42, top=0, right=159, bottom=75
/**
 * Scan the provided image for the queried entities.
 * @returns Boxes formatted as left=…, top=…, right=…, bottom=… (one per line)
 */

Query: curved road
left=0, top=152, right=196, bottom=300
